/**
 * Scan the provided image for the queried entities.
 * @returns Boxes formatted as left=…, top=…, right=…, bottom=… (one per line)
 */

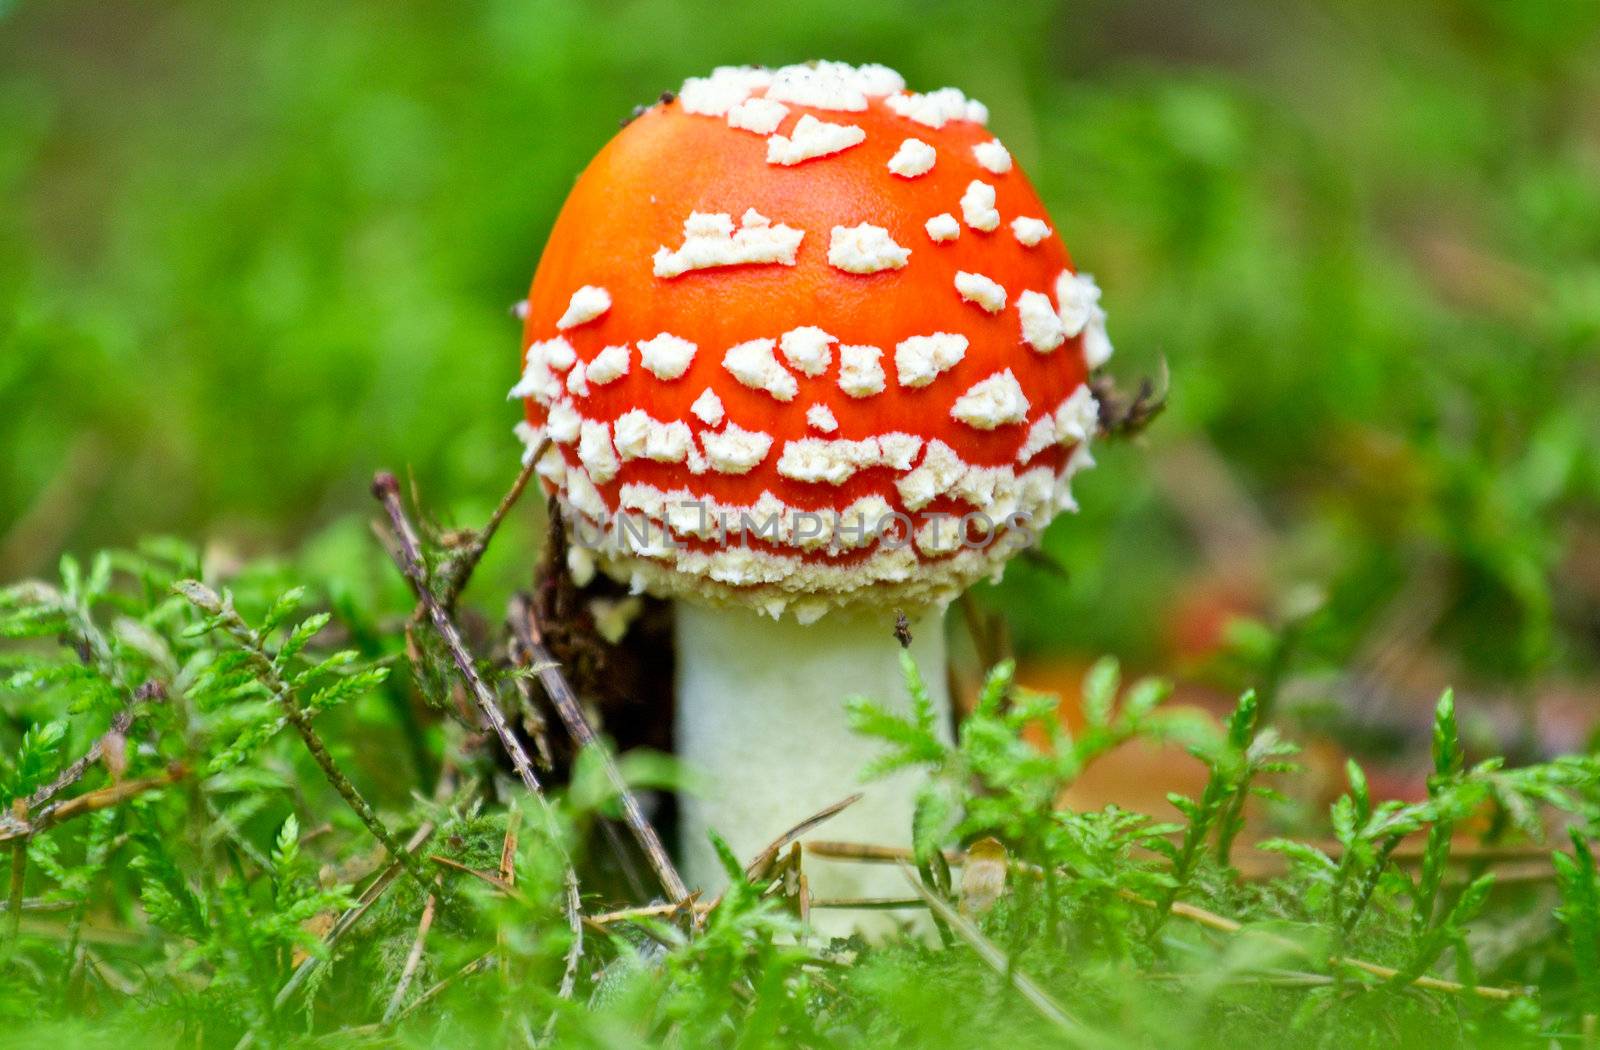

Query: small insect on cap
left=512, top=61, right=1111, bottom=623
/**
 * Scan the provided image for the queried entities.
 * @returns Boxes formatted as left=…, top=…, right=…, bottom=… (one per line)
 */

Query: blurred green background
left=4, top=0, right=1600, bottom=754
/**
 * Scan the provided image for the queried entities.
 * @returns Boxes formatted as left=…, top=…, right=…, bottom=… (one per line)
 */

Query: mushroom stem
left=674, top=602, right=951, bottom=933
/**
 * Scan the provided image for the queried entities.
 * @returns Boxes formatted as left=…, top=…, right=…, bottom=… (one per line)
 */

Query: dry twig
left=28, top=700, right=141, bottom=810
left=808, top=896, right=927, bottom=910
left=743, top=793, right=863, bottom=884
left=508, top=592, right=688, bottom=906
left=383, top=894, right=437, bottom=1024
left=5, top=801, right=25, bottom=950
left=374, top=473, right=548, bottom=801
left=338, top=954, right=499, bottom=1039
left=375, top=470, right=593, bottom=1036
left=235, top=820, right=440, bottom=1050
left=428, top=855, right=516, bottom=895
left=180, top=579, right=438, bottom=895
left=1, top=765, right=189, bottom=846
left=810, top=841, right=1527, bottom=1002
left=897, top=860, right=1085, bottom=1038
left=437, top=457, right=538, bottom=612
left=584, top=897, right=706, bottom=931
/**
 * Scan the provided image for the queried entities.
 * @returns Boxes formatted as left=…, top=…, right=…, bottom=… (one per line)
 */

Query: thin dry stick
left=383, top=894, right=437, bottom=1024
left=584, top=898, right=706, bottom=930
left=1146, top=893, right=1524, bottom=1001
left=544, top=867, right=584, bottom=1044
left=556, top=869, right=583, bottom=999
left=1, top=765, right=189, bottom=845
left=812, top=841, right=1525, bottom=1002
left=389, top=953, right=497, bottom=1027
left=493, top=811, right=518, bottom=994
left=697, top=794, right=869, bottom=916
left=806, top=840, right=962, bottom=865
left=809, top=896, right=927, bottom=910
left=438, top=457, right=538, bottom=612
left=233, top=821, right=440, bottom=1050
left=897, top=860, right=1085, bottom=1038
left=744, top=793, right=863, bottom=883
left=498, top=807, right=521, bottom=885
left=28, top=704, right=138, bottom=810
left=375, top=479, right=594, bottom=1031
left=1143, top=968, right=1335, bottom=989
left=373, top=474, right=546, bottom=799
left=180, top=580, right=436, bottom=895
left=0, top=898, right=74, bottom=915
left=428, top=855, right=516, bottom=895
left=11, top=917, right=141, bottom=947
left=5, top=801, right=26, bottom=949
left=338, top=954, right=500, bottom=1040
left=508, top=592, right=688, bottom=905
left=318, top=821, right=439, bottom=955
left=277, top=691, right=432, bottom=892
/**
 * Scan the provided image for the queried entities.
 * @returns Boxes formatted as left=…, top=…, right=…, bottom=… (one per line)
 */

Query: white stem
left=674, top=602, right=950, bottom=935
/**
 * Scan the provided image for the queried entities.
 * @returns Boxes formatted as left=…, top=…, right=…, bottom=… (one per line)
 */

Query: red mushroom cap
left=512, top=62, right=1110, bottom=622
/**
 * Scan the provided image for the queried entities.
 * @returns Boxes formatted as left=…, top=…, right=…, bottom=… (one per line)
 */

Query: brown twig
left=1143, top=968, right=1337, bottom=989
left=428, top=855, right=516, bottom=896
left=744, top=794, right=864, bottom=884
left=437, top=457, right=538, bottom=613
left=811, top=841, right=1526, bottom=1002
left=1146, top=891, right=1523, bottom=999
left=5, top=801, right=26, bottom=950
left=373, top=474, right=547, bottom=800
left=325, top=821, right=440, bottom=946
left=375, top=473, right=594, bottom=1034
left=286, top=704, right=432, bottom=891
left=1, top=765, right=189, bottom=845
left=544, top=866, right=585, bottom=1043
left=498, top=807, right=520, bottom=886
left=28, top=702, right=140, bottom=810
left=338, top=953, right=499, bottom=1039
left=508, top=592, right=688, bottom=906
left=180, top=580, right=437, bottom=895
left=695, top=784, right=866, bottom=920
left=806, top=841, right=963, bottom=865
left=897, top=860, right=1085, bottom=1038
left=383, top=894, right=437, bottom=1024
left=584, top=897, right=706, bottom=931
left=235, top=820, right=440, bottom=1050
left=10, top=917, right=140, bottom=947
left=394, top=953, right=497, bottom=1024
left=0, top=897, right=74, bottom=915
left=808, top=896, right=927, bottom=910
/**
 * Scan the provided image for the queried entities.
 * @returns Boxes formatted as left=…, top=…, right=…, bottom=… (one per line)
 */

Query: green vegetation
left=0, top=500, right=1596, bottom=1047
left=4, top=0, right=1600, bottom=1045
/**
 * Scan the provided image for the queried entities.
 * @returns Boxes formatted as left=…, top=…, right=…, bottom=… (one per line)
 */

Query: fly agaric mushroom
left=511, top=61, right=1110, bottom=922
